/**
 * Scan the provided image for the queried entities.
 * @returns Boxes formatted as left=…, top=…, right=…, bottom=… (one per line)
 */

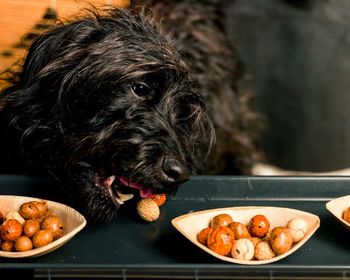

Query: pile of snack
left=343, top=206, right=350, bottom=223
left=136, top=194, right=167, bottom=222
left=196, top=213, right=309, bottom=261
left=0, top=200, right=64, bottom=252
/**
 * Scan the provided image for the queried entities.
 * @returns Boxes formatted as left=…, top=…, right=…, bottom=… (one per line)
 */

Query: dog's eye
left=131, top=83, right=150, bottom=98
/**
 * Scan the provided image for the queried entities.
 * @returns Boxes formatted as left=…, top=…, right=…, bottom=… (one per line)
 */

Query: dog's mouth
left=94, top=174, right=156, bottom=208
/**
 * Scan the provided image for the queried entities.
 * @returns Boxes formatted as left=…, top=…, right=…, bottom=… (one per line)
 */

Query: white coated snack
left=286, top=217, right=308, bottom=242
left=231, top=238, right=255, bottom=261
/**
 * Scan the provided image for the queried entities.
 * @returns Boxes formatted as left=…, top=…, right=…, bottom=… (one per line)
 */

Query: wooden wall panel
left=0, top=0, right=130, bottom=72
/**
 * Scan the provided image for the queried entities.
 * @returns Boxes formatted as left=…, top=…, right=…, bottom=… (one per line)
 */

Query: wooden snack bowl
left=0, top=195, right=86, bottom=258
left=172, top=206, right=320, bottom=265
left=326, top=195, right=350, bottom=230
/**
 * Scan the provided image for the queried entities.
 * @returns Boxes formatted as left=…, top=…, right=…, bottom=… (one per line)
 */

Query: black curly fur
left=0, top=8, right=214, bottom=226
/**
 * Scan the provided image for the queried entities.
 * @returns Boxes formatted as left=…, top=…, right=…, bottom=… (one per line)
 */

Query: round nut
left=228, top=222, right=251, bottom=239
left=19, top=201, right=41, bottom=219
left=136, top=198, right=160, bottom=222
left=197, top=227, right=213, bottom=245
left=1, top=219, right=23, bottom=241
left=210, top=214, right=233, bottom=229
left=231, top=238, right=255, bottom=261
left=248, top=214, right=270, bottom=238
left=23, top=219, right=40, bottom=238
left=207, top=226, right=235, bottom=256
left=254, top=240, right=276, bottom=260
left=270, top=226, right=293, bottom=255
left=286, top=217, right=308, bottom=242
left=15, top=236, right=33, bottom=252
left=32, top=229, right=54, bottom=248
left=41, top=215, right=64, bottom=240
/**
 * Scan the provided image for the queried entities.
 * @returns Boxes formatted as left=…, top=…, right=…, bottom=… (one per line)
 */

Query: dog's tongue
left=119, top=176, right=153, bottom=198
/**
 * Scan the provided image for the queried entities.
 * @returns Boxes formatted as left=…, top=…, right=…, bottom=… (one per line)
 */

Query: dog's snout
left=161, top=157, right=190, bottom=185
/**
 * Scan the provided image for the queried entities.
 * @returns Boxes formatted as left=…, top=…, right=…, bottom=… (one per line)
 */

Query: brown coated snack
left=270, top=226, right=293, bottom=255
left=207, top=226, right=235, bottom=256
left=23, top=219, right=41, bottom=238
left=41, top=215, right=64, bottom=240
left=32, top=201, right=49, bottom=218
left=19, top=201, right=41, bottom=219
left=1, top=219, right=23, bottom=241
left=32, top=229, right=54, bottom=248
left=1, top=240, right=14, bottom=252
left=210, top=214, right=234, bottom=229
left=343, top=207, right=350, bottom=223
left=197, top=227, right=213, bottom=245
left=15, top=236, right=33, bottom=252
left=248, top=214, right=270, bottom=238
left=228, top=222, right=251, bottom=239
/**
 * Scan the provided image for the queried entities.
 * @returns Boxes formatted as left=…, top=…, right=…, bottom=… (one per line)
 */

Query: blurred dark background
left=227, top=0, right=350, bottom=172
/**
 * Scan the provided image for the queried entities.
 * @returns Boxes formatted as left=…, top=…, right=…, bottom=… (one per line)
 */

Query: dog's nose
left=161, top=157, right=190, bottom=185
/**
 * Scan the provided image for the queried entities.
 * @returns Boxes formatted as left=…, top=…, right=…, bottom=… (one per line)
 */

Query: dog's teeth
left=117, top=191, right=134, bottom=202
left=115, top=196, right=124, bottom=205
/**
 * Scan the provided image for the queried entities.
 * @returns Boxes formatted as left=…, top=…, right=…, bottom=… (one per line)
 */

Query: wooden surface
left=0, top=0, right=130, bottom=72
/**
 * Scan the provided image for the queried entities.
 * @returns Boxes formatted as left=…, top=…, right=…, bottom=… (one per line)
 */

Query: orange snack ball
left=19, top=201, right=41, bottom=219
left=41, top=215, right=64, bottom=240
left=32, top=201, right=49, bottom=218
left=228, top=222, right=251, bottom=239
left=210, top=214, right=234, bottom=229
left=23, top=219, right=41, bottom=238
left=343, top=207, right=350, bottom=223
left=270, top=226, right=293, bottom=255
left=150, top=194, right=167, bottom=206
left=248, top=214, right=270, bottom=238
left=1, top=219, right=23, bottom=241
left=32, top=229, right=54, bottom=248
left=1, top=240, right=14, bottom=252
left=197, top=227, right=213, bottom=245
left=207, top=226, right=235, bottom=256
left=15, top=236, right=33, bottom=252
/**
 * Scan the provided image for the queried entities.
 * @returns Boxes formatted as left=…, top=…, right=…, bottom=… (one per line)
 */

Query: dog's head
left=0, top=8, right=214, bottom=225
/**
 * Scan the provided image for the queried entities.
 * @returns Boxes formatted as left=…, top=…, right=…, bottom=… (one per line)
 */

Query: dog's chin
left=94, top=174, right=177, bottom=209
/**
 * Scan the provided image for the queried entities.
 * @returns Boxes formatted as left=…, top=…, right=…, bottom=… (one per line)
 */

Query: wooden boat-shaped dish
left=172, top=206, right=320, bottom=265
left=0, top=195, right=86, bottom=258
left=326, top=195, right=350, bottom=230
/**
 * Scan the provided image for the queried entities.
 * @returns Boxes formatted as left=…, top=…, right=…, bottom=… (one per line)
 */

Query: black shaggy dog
left=0, top=1, right=262, bottom=226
